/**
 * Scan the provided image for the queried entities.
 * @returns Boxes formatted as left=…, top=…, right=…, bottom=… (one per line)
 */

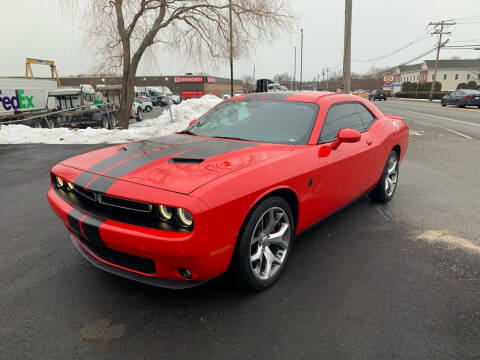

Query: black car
left=441, top=89, right=480, bottom=108
left=368, top=90, right=387, bottom=101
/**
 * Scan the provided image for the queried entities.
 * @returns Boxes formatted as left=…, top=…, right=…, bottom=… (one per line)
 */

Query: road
left=1, top=99, right=479, bottom=359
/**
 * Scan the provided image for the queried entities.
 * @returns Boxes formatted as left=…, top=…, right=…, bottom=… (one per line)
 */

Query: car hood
left=62, top=134, right=293, bottom=195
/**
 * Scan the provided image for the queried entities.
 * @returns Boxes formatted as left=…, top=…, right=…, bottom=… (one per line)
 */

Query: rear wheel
left=455, top=100, right=462, bottom=108
left=369, top=150, right=399, bottom=203
left=230, top=196, right=294, bottom=291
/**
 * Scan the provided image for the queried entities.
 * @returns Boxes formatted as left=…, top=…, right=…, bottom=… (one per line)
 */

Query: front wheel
left=441, top=100, right=446, bottom=107
left=145, top=106, right=152, bottom=112
left=369, top=150, right=399, bottom=203
left=136, top=109, right=143, bottom=122
left=230, top=196, right=294, bottom=291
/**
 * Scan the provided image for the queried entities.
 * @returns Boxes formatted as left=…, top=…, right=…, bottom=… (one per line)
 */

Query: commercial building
left=59, top=75, right=243, bottom=98
left=383, top=59, right=480, bottom=93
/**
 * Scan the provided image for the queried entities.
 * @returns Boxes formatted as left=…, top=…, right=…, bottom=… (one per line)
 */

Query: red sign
left=207, top=76, right=216, bottom=83
left=174, top=76, right=203, bottom=83
left=181, top=90, right=205, bottom=99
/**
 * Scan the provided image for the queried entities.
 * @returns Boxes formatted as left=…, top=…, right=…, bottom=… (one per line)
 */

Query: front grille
left=77, top=233, right=156, bottom=274
left=98, top=194, right=153, bottom=213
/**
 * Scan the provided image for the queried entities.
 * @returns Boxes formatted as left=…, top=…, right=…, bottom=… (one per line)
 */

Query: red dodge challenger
left=48, top=92, right=408, bottom=291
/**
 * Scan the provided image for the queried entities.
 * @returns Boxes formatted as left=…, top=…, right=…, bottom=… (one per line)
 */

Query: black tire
left=230, top=196, right=295, bottom=291
left=455, top=100, right=461, bottom=108
left=145, top=106, right=152, bottom=112
left=368, top=150, right=399, bottom=203
left=384, top=98, right=387, bottom=101
left=477, top=105, right=480, bottom=109
left=102, top=115, right=111, bottom=129
left=136, top=109, right=143, bottom=122
left=441, top=100, right=446, bottom=107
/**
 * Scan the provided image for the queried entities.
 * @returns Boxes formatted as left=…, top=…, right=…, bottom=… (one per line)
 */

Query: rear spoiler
left=384, top=113, right=403, bottom=121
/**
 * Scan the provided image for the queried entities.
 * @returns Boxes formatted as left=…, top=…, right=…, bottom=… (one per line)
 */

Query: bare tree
left=273, top=72, right=291, bottom=85
left=66, top=0, right=294, bottom=128
left=242, top=74, right=255, bottom=93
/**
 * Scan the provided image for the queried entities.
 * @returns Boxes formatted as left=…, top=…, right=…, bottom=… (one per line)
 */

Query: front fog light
left=177, top=208, right=193, bottom=227
left=157, top=205, right=173, bottom=221
left=55, top=176, right=64, bottom=188
left=66, top=182, right=74, bottom=191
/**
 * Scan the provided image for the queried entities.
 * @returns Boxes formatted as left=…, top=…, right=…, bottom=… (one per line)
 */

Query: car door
left=313, top=102, right=378, bottom=219
left=450, top=91, right=459, bottom=105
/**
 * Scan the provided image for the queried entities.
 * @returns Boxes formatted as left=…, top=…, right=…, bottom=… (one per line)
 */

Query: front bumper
left=47, top=184, right=234, bottom=288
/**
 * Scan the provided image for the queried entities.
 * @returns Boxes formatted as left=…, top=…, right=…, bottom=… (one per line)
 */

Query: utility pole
left=326, top=67, right=329, bottom=90
left=343, top=0, right=352, bottom=93
left=229, top=0, right=234, bottom=97
left=322, top=69, right=325, bottom=89
left=300, top=28, right=303, bottom=91
left=317, top=74, right=320, bottom=91
left=293, top=46, right=296, bottom=90
left=428, top=19, right=455, bottom=101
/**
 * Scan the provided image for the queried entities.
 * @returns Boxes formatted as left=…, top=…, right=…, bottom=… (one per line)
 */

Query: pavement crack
left=376, top=206, right=418, bottom=231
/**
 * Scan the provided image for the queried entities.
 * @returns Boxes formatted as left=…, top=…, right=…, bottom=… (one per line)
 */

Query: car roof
left=228, top=91, right=364, bottom=104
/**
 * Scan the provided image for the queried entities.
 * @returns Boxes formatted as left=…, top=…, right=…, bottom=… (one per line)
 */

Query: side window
left=318, top=103, right=366, bottom=143
left=354, top=103, right=376, bottom=130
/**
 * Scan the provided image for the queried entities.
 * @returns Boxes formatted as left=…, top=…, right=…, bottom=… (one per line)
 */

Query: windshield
left=186, top=100, right=318, bottom=145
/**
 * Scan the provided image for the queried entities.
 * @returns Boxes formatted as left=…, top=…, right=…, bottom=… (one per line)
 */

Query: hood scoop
left=168, top=157, right=204, bottom=164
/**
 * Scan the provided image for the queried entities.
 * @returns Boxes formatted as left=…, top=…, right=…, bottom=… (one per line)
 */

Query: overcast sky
left=1, top=0, right=480, bottom=81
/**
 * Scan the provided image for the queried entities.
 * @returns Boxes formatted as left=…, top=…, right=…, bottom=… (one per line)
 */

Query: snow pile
left=0, top=95, right=222, bottom=144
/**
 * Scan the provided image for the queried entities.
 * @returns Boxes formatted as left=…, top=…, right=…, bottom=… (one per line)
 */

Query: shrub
left=457, top=81, right=479, bottom=90
left=401, top=81, right=441, bottom=92
left=394, top=91, right=449, bottom=100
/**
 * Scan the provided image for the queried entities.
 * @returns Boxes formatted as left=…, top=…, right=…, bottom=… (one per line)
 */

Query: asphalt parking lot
left=1, top=99, right=479, bottom=359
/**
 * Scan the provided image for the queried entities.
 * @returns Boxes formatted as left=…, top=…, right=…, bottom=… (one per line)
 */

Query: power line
left=353, top=26, right=430, bottom=63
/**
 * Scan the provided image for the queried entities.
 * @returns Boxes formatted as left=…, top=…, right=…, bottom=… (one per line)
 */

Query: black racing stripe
left=171, top=139, right=257, bottom=160
left=86, top=176, right=117, bottom=193
left=244, top=93, right=268, bottom=100
left=81, top=216, right=106, bottom=248
left=67, top=209, right=85, bottom=234
left=74, top=172, right=97, bottom=188
left=88, top=134, right=199, bottom=173
left=104, top=142, right=205, bottom=178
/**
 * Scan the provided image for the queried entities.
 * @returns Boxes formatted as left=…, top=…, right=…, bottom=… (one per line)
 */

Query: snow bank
left=0, top=95, right=222, bottom=144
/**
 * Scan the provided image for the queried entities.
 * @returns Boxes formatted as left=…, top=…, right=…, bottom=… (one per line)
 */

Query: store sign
left=207, top=77, right=216, bottom=83
left=174, top=76, right=203, bottom=83
left=383, top=73, right=394, bottom=82
left=181, top=90, right=205, bottom=99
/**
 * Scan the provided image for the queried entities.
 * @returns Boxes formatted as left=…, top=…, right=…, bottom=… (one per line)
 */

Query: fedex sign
left=0, top=89, right=46, bottom=113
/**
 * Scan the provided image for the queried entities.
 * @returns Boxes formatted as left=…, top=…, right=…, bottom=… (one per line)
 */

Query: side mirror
left=318, top=128, right=361, bottom=157
left=188, top=119, right=198, bottom=127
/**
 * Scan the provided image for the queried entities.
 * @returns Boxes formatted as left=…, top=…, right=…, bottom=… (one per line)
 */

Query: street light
left=300, top=28, right=304, bottom=91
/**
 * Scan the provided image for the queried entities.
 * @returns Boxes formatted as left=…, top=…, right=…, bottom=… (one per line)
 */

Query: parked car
left=267, top=83, right=288, bottom=92
left=368, top=90, right=387, bottom=101
left=135, top=98, right=153, bottom=112
left=131, top=101, right=143, bottom=122
left=48, top=92, right=408, bottom=291
left=169, top=93, right=182, bottom=104
left=441, top=89, right=480, bottom=108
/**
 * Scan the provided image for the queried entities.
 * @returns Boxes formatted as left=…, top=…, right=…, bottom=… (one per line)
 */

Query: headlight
left=66, top=181, right=74, bottom=191
left=176, top=208, right=193, bottom=227
left=55, top=176, right=64, bottom=188
left=157, top=205, right=173, bottom=221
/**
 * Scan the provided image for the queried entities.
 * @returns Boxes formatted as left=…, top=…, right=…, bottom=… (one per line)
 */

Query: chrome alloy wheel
left=250, top=207, right=291, bottom=281
left=385, top=156, right=398, bottom=197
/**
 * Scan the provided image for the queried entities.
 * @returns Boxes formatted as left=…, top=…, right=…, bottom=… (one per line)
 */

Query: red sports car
left=48, top=92, right=408, bottom=291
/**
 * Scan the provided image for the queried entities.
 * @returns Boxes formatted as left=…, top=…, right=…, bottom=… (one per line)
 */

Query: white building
left=391, top=59, right=480, bottom=92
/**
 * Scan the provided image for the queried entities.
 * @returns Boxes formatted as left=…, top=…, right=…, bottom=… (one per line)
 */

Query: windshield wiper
left=211, top=136, right=249, bottom=141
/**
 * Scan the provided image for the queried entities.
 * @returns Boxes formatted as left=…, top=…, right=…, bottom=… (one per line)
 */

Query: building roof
left=399, top=64, right=422, bottom=73
left=424, top=59, right=480, bottom=70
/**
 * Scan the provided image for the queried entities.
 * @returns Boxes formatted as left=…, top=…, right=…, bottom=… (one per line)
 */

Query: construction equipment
left=25, top=58, right=61, bottom=87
